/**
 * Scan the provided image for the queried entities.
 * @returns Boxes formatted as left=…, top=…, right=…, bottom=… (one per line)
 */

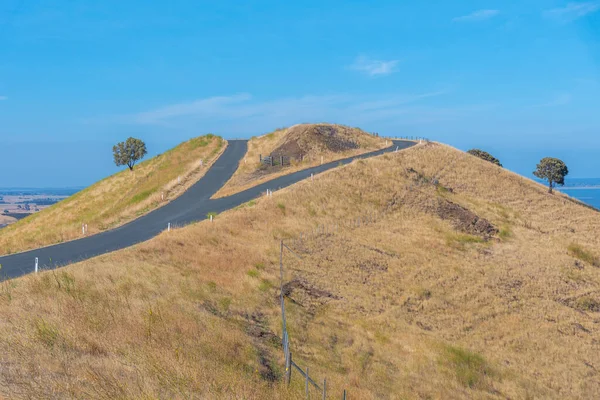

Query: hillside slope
left=0, top=135, right=225, bottom=255
left=213, top=123, right=388, bottom=197
left=0, top=142, right=598, bottom=399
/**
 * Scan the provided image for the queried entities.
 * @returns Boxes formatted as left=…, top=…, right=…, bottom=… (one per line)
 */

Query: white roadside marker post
left=168, top=223, right=171, bottom=232
left=321, top=156, right=323, bottom=165
left=82, top=223, right=85, bottom=235
left=210, top=215, right=213, bottom=222
left=85, top=224, right=88, bottom=234
left=161, top=192, right=164, bottom=201
left=35, top=257, right=38, bottom=274
left=178, top=176, right=181, bottom=184
left=311, top=173, right=314, bottom=182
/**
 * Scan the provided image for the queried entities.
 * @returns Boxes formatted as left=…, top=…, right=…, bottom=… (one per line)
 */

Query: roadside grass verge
left=0, top=135, right=225, bottom=255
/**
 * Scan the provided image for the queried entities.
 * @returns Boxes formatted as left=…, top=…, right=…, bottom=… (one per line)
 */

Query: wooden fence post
left=323, top=379, right=327, bottom=400
left=287, top=352, right=292, bottom=385
left=306, top=367, right=309, bottom=399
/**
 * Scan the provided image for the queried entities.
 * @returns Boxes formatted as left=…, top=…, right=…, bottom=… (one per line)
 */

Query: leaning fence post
left=35, top=257, right=38, bottom=273
left=343, top=389, right=347, bottom=400
left=306, top=367, right=310, bottom=399
left=287, top=352, right=293, bottom=385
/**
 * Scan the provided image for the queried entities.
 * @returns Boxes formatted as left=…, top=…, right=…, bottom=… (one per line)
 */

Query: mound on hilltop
left=0, top=135, right=225, bottom=255
left=269, top=124, right=369, bottom=159
left=0, top=141, right=598, bottom=399
left=214, top=123, right=388, bottom=197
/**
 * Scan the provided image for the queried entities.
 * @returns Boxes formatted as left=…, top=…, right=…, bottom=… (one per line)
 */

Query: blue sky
left=1, top=0, right=599, bottom=187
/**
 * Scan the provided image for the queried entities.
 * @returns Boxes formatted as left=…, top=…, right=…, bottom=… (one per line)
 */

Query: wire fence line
left=259, top=136, right=430, bottom=170
left=277, top=203, right=398, bottom=399
left=271, top=139, right=438, bottom=398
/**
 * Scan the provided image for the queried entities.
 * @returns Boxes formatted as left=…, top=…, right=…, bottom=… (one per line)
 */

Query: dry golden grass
left=213, top=123, right=388, bottom=198
left=0, top=215, right=16, bottom=226
left=0, top=135, right=225, bottom=255
left=0, top=142, right=599, bottom=399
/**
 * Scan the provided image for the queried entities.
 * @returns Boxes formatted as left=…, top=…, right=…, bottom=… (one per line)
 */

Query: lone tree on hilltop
left=113, top=137, right=147, bottom=171
left=467, top=149, right=502, bottom=167
left=534, top=157, right=569, bottom=194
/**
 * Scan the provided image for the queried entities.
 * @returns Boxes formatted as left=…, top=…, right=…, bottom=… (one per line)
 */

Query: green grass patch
left=575, top=296, right=600, bottom=312
left=568, top=243, right=600, bottom=267
left=258, top=279, right=273, bottom=292
left=219, top=297, right=232, bottom=313
left=436, top=185, right=450, bottom=195
left=206, top=212, right=218, bottom=219
left=277, top=202, right=286, bottom=215
left=441, top=345, right=494, bottom=389
left=128, top=189, right=156, bottom=206
left=34, top=318, right=60, bottom=348
left=445, top=232, right=485, bottom=250
left=499, top=224, right=512, bottom=240
left=247, top=269, right=259, bottom=278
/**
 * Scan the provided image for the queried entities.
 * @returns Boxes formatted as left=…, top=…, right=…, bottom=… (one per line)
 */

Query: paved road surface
left=0, top=140, right=415, bottom=280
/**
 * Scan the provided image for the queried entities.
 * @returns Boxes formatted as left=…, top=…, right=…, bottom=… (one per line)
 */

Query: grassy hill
left=0, top=141, right=599, bottom=399
left=0, top=135, right=225, bottom=255
left=213, top=123, right=388, bottom=197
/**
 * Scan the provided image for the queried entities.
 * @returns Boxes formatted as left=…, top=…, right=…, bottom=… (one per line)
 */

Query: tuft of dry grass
left=0, top=142, right=599, bottom=399
left=213, top=123, right=388, bottom=198
left=568, top=243, right=600, bottom=267
left=0, top=135, right=225, bottom=255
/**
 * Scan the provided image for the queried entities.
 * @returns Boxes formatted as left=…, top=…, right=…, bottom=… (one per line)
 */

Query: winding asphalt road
left=0, top=140, right=415, bottom=280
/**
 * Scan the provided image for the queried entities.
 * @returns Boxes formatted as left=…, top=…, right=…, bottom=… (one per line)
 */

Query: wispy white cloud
left=132, top=93, right=253, bottom=124
left=544, top=2, right=600, bottom=22
left=532, top=94, right=572, bottom=108
left=453, top=10, right=500, bottom=22
left=0, top=96, right=7, bottom=101
left=349, top=56, right=399, bottom=77
left=112, top=90, right=456, bottom=130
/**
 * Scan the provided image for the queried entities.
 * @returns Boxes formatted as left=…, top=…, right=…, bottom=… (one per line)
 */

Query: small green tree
left=534, top=157, right=569, bottom=194
left=113, top=137, right=147, bottom=171
left=467, top=149, right=502, bottom=167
